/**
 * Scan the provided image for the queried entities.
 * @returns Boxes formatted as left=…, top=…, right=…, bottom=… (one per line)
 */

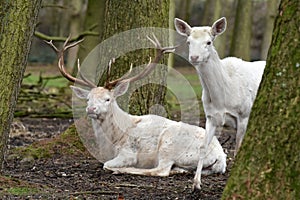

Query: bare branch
left=35, top=31, right=99, bottom=43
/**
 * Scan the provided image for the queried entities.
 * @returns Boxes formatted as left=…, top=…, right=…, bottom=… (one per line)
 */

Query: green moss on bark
left=101, top=0, right=170, bottom=115
left=0, top=0, right=42, bottom=169
left=222, top=0, right=300, bottom=199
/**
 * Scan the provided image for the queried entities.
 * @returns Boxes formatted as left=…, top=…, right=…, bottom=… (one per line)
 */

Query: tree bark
left=66, top=0, right=85, bottom=69
left=76, top=0, right=106, bottom=70
left=177, top=0, right=191, bottom=22
left=229, top=0, right=252, bottom=61
left=211, top=0, right=235, bottom=58
left=101, top=0, right=170, bottom=115
left=261, top=0, right=280, bottom=60
left=168, top=0, right=175, bottom=68
left=0, top=0, right=42, bottom=170
left=222, top=0, right=300, bottom=199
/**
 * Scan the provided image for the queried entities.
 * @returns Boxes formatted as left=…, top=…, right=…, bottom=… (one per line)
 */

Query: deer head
left=174, top=17, right=226, bottom=65
left=46, top=35, right=176, bottom=120
left=69, top=83, right=129, bottom=119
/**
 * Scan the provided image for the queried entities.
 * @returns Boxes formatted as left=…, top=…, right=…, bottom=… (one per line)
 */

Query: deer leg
left=235, top=117, right=249, bottom=157
left=193, top=117, right=217, bottom=190
left=193, top=145, right=206, bottom=190
left=169, top=167, right=189, bottom=175
left=204, top=117, right=217, bottom=148
left=103, top=150, right=137, bottom=170
left=106, top=160, right=174, bottom=177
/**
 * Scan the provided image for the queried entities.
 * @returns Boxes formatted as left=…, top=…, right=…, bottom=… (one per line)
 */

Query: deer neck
left=195, top=50, right=229, bottom=107
left=93, top=101, right=135, bottom=144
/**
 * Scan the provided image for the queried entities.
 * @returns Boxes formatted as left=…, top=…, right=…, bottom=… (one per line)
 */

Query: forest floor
left=3, top=117, right=236, bottom=200
left=1, top=66, right=237, bottom=199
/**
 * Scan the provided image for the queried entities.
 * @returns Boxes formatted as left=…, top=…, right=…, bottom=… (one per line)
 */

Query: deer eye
left=105, top=98, right=110, bottom=102
left=207, top=41, right=211, bottom=45
left=187, top=41, right=190, bottom=45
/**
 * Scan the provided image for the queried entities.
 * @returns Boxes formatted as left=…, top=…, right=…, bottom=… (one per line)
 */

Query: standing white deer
left=46, top=36, right=226, bottom=188
left=174, top=17, right=265, bottom=189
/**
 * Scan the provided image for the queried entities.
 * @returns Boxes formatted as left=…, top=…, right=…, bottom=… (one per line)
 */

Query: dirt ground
left=3, top=117, right=236, bottom=200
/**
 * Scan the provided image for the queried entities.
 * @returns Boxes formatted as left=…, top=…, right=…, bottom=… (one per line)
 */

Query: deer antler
left=45, top=36, right=97, bottom=88
left=104, top=33, right=177, bottom=89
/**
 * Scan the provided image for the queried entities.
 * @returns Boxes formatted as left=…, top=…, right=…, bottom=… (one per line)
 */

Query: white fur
left=175, top=17, right=265, bottom=189
left=71, top=84, right=226, bottom=184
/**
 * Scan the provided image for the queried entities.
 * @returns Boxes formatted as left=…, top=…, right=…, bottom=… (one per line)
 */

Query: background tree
left=76, top=0, right=105, bottom=70
left=168, top=0, right=176, bottom=68
left=261, top=0, right=280, bottom=60
left=101, top=0, right=170, bottom=115
left=229, top=0, right=252, bottom=60
left=176, top=0, right=192, bottom=22
left=201, top=0, right=235, bottom=58
left=222, top=0, right=300, bottom=199
left=66, top=0, right=86, bottom=69
left=0, top=0, right=42, bottom=169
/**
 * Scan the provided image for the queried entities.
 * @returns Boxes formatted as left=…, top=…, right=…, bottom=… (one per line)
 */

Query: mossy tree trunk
left=75, top=0, right=106, bottom=74
left=0, top=0, right=41, bottom=169
left=229, top=0, right=252, bottom=60
left=222, top=0, right=300, bottom=199
left=101, top=0, right=170, bottom=115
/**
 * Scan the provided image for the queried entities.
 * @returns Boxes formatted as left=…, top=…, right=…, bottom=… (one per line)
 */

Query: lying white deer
left=46, top=36, right=226, bottom=188
left=174, top=18, right=265, bottom=188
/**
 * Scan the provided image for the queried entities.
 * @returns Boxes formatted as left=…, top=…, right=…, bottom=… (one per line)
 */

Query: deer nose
left=87, top=107, right=96, bottom=114
left=190, top=56, right=199, bottom=62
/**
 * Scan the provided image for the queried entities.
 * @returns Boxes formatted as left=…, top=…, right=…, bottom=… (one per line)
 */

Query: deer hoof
left=192, top=182, right=201, bottom=191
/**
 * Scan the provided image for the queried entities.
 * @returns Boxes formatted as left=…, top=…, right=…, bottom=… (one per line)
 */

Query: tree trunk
left=261, top=0, right=280, bottom=60
left=222, top=0, right=300, bottom=199
left=0, top=0, right=41, bottom=170
left=229, top=0, right=252, bottom=61
left=168, top=0, right=175, bottom=68
left=101, top=0, right=170, bottom=115
left=212, top=0, right=235, bottom=58
left=66, top=0, right=85, bottom=69
left=177, top=0, right=191, bottom=22
left=76, top=0, right=106, bottom=70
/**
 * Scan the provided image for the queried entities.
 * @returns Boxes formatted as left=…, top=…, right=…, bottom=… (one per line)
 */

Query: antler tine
left=123, top=34, right=178, bottom=83
left=64, top=38, right=85, bottom=51
left=44, top=40, right=59, bottom=53
left=146, top=34, right=161, bottom=49
left=148, top=33, right=178, bottom=54
left=114, top=35, right=174, bottom=87
left=105, top=33, right=176, bottom=90
left=45, top=37, right=96, bottom=88
left=105, top=58, right=114, bottom=88
left=104, top=58, right=134, bottom=89
left=77, top=59, right=97, bottom=88
left=63, top=35, right=71, bottom=49
left=119, top=58, right=152, bottom=84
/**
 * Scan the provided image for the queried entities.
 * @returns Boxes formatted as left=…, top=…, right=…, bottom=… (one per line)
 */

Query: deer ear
left=70, top=86, right=90, bottom=99
left=211, top=17, right=227, bottom=37
left=113, top=81, right=130, bottom=97
left=174, top=18, right=191, bottom=36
